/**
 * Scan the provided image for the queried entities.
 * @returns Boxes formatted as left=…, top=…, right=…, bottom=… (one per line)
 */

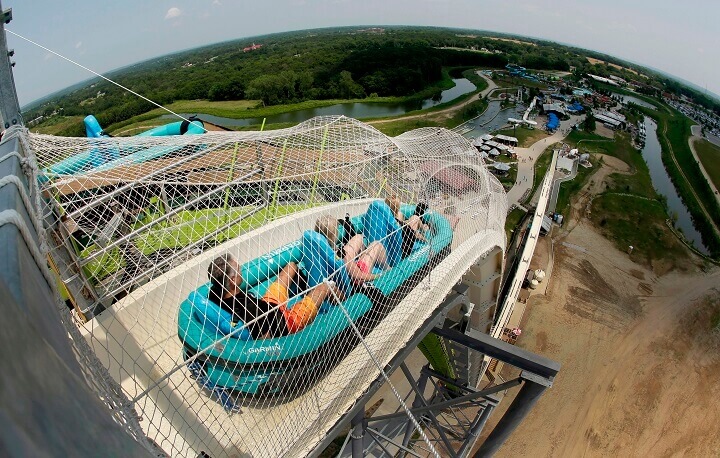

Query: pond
left=460, top=100, right=524, bottom=138
left=613, top=92, right=656, bottom=110
left=162, top=78, right=476, bottom=127
left=640, top=116, right=709, bottom=254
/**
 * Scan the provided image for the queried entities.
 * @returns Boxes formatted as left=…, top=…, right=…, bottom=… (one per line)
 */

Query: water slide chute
left=41, top=115, right=206, bottom=179
left=136, top=117, right=205, bottom=137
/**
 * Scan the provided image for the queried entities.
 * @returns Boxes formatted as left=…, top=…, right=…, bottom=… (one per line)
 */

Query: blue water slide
left=136, top=119, right=205, bottom=137
left=42, top=115, right=206, bottom=179
left=84, top=115, right=108, bottom=138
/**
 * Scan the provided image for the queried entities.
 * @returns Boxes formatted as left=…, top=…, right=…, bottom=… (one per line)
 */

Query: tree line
left=29, top=26, right=713, bottom=135
left=27, top=27, right=584, bottom=134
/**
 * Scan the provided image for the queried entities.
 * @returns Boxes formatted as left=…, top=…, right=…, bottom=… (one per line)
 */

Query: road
left=505, top=115, right=585, bottom=206
left=689, top=124, right=720, bottom=208
left=660, top=120, right=720, bottom=239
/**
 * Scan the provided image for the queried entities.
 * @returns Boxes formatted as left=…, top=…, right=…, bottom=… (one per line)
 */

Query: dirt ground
left=481, top=174, right=720, bottom=456
left=558, top=154, right=631, bottom=238
left=593, top=123, right=615, bottom=139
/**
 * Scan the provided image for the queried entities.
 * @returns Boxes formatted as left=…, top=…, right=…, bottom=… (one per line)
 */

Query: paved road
left=505, top=114, right=585, bottom=206
left=689, top=124, right=720, bottom=208
left=660, top=120, right=720, bottom=238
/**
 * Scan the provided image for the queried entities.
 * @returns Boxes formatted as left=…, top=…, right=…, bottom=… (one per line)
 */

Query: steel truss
left=311, top=285, right=560, bottom=458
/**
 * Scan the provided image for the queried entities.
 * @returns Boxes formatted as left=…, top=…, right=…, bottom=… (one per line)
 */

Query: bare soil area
left=483, top=207, right=720, bottom=456
left=593, top=123, right=615, bottom=139
left=559, top=154, right=631, bottom=237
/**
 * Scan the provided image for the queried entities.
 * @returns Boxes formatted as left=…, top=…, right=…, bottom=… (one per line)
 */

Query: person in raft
left=314, top=215, right=389, bottom=284
left=384, top=196, right=429, bottom=259
left=208, top=254, right=344, bottom=339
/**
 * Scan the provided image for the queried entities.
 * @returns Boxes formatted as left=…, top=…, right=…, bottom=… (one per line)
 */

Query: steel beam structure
left=321, top=308, right=560, bottom=457
left=0, top=1, right=21, bottom=131
left=307, top=284, right=471, bottom=458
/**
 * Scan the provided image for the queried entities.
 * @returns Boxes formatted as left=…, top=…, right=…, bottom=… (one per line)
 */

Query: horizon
left=6, top=1, right=720, bottom=107
left=16, top=25, right=720, bottom=111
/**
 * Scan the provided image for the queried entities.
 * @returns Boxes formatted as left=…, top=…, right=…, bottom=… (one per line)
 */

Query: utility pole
left=0, top=0, right=22, bottom=131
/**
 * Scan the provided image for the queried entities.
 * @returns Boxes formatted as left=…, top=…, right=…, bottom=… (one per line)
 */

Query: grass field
left=554, top=129, right=693, bottom=267
left=31, top=116, right=85, bottom=135
left=565, top=130, right=654, bottom=197
left=590, top=193, right=688, bottom=266
left=637, top=104, right=720, bottom=257
left=494, top=126, right=548, bottom=147
left=164, top=99, right=259, bottom=114
left=374, top=118, right=443, bottom=137
left=525, top=145, right=554, bottom=204
left=555, top=154, right=597, bottom=216
left=693, top=138, right=720, bottom=190
left=505, top=207, right=526, bottom=240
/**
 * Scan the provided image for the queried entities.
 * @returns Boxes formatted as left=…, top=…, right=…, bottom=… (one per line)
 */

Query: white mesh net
left=31, top=115, right=507, bottom=457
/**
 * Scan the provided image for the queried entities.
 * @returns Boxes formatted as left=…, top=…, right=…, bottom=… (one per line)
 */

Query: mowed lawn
left=693, top=138, right=720, bottom=190
left=494, top=126, right=548, bottom=148
left=31, top=116, right=85, bottom=135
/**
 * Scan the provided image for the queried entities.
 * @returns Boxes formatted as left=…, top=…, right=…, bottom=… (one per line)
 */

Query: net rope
left=328, top=281, right=440, bottom=458
left=29, top=115, right=507, bottom=457
left=7, top=29, right=207, bottom=132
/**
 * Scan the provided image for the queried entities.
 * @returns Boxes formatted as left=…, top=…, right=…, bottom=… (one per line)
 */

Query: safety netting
left=30, top=116, right=507, bottom=457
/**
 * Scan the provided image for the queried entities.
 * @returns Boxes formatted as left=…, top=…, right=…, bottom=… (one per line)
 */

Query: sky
left=5, top=0, right=719, bottom=107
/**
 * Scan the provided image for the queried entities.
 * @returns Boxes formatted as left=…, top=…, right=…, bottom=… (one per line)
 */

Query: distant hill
left=642, top=65, right=720, bottom=102
left=21, top=76, right=100, bottom=112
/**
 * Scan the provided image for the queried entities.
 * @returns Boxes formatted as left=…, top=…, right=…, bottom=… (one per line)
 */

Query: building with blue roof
left=546, top=113, right=560, bottom=131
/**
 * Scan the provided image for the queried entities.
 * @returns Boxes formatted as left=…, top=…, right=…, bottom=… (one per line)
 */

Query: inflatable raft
left=177, top=200, right=453, bottom=398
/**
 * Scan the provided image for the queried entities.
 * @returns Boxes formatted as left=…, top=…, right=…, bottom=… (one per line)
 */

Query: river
left=459, top=100, right=524, bottom=138
left=613, top=92, right=656, bottom=110
left=162, top=78, right=476, bottom=127
left=641, top=116, right=709, bottom=254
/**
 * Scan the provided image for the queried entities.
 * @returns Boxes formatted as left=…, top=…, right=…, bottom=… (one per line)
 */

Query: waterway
left=613, top=92, right=656, bottom=110
left=460, top=100, right=524, bottom=138
left=162, top=78, right=476, bottom=127
left=640, top=116, right=709, bottom=254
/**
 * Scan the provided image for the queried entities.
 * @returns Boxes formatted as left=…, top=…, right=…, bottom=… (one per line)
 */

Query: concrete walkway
left=505, top=114, right=585, bottom=207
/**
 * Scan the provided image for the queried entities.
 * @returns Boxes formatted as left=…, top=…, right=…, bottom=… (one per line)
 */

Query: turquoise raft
left=177, top=201, right=453, bottom=400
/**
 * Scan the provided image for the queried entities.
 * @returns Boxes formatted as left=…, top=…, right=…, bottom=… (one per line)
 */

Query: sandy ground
left=479, top=157, right=720, bottom=456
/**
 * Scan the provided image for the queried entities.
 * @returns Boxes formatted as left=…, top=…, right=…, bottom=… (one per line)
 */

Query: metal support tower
left=0, top=1, right=21, bottom=130
left=311, top=277, right=560, bottom=457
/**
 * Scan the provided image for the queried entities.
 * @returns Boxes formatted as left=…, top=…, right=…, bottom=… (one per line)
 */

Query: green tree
left=338, top=71, right=365, bottom=99
left=583, top=111, right=596, bottom=132
left=246, top=74, right=285, bottom=106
